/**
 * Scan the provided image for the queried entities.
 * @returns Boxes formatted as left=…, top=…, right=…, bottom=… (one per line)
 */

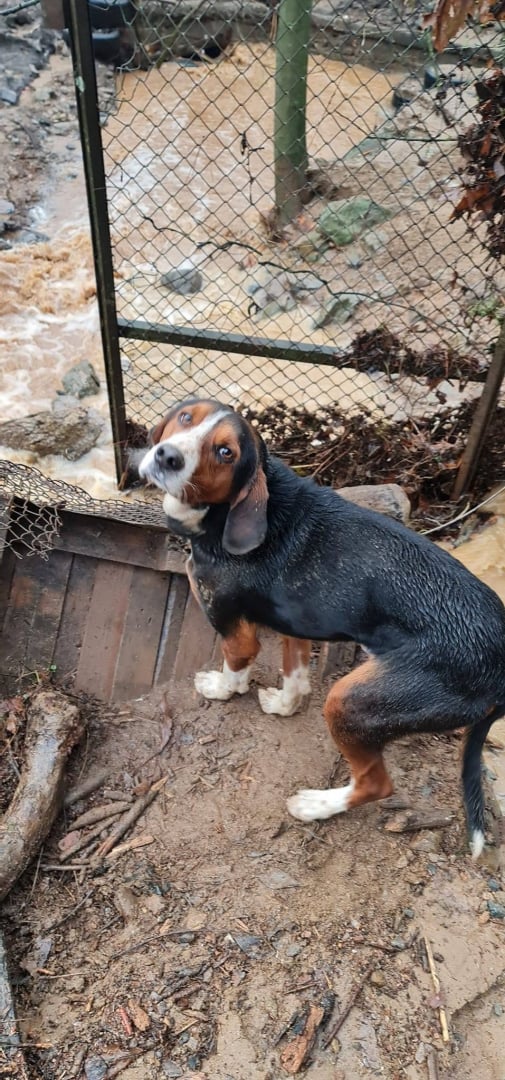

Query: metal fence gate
left=60, top=2, right=505, bottom=507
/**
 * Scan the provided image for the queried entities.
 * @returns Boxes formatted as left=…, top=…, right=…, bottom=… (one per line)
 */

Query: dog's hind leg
left=258, top=637, right=311, bottom=717
left=194, top=620, right=260, bottom=701
left=287, top=656, right=394, bottom=821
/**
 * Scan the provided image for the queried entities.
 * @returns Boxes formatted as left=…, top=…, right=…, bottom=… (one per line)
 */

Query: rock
left=410, top=831, right=442, bottom=853
left=162, top=1062, right=183, bottom=1078
left=370, top=969, right=386, bottom=987
left=311, top=292, right=361, bottom=329
left=232, top=933, right=262, bottom=955
left=0, top=198, right=15, bottom=232
left=488, top=878, right=502, bottom=892
left=392, top=74, right=423, bottom=111
left=0, top=407, right=103, bottom=461
left=337, top=483, right=411, bottom=524
left=114, top=885, right=139, bottom=921
left=61, top=360, right=100, bottom=399
left=84, top=1057, right=107, bottom=1080
left=160, top=262, right=203, bottom=295
left=478, top=911, right=491, bottom=925
left=492, top=1003, right=503, bottom=1016
left=317, top=197, right=392, bottom=247
left=487, top=900, right=505, bottom=919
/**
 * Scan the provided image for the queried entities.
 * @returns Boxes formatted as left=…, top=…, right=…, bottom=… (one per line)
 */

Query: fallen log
left=0, top=927, right=29, bottom=1078
left=0, top=690, right=83, bottom=903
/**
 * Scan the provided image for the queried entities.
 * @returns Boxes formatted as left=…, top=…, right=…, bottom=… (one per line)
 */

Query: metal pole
left=453, top=321, right=505, bottom=500
left=63, top=0, right=127, bottom=484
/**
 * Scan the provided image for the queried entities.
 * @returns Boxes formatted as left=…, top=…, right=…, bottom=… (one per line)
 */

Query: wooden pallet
left=0, top=502, right=356, bottom=702
left=0, top=505, right=217, bottom=701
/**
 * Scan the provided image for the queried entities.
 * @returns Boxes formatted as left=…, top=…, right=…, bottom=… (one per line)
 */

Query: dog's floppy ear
left=222, top=466, right=269, bottom=555
left=149, top=417, right=169, bottom=445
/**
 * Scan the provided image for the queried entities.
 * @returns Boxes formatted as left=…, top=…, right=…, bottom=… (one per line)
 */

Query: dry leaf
left=127, top=999, right=151, bottom=1032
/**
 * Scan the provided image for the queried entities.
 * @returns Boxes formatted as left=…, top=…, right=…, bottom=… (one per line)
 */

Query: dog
left=139, top=396, right=505, bottom=857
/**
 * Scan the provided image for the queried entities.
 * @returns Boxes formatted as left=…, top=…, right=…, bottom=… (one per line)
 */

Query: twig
left=64, top=768, right=108, bottom=808
left=104, top=834, right=154, bottom=860
left=426, top=1046, right=440, bottom=1080
left=322, top=962, right=374, bottom=1049
left=71, top=801, right=130, bottom=830
left=59, top=820, right=110, bottom=863
left=424, top=935, right=450, bottom=1044
left=93, top=778, right=167, bottom=861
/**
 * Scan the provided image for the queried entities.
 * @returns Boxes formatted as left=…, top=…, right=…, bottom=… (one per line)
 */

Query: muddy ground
left=1, top=7, right=505, bottom=1080
left=2, top=663, right=505, bottom=1080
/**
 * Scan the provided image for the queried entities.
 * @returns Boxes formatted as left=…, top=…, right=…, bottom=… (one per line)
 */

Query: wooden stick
left=59, top=820, right=109, bottom=862
left=424, top=935, right=450, bottom=1044
left=64, top=768, right=108, bottom=807
left=426, top=1046, right=440, bottom=1080
left=104, top=834, right=154, bottom=860
left=322, top=962, right=374, bottom=1049
left=93, top=777, right=167, bottom=861
left=71, top=801, right=130, bottom=830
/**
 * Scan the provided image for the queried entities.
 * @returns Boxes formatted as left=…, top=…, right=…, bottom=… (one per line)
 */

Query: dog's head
left=139, top=398, right=268, bottom=555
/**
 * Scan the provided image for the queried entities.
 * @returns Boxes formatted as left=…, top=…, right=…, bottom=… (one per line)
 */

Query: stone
left=61, top=360, right=100, bottom=399
left=311, top=292, right=361, bottom=329
left=0, top=407, right=102, bottom=461
left=487, top=900, right=505, bottom=919
left=337, top=483, right=411, bottom=524
left=370, top=969, right=386, bottom=987
left=84, top=1057, right=107, bottom=1080
left=162, top=1063, right=183, bottom=1078
left=317, top=197, right=392, bottom=247
left=160, top=262, right=203, bottom=295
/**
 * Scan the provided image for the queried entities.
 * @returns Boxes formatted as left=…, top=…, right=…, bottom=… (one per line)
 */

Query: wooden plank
left=0, top=546, right=17, bottom=640
left=52, top=554, right=97, bottom=680
left=24, top=552, right=73, bottom=673
left=112, top=566, right=171, bottom=701
left=53, top=511, right=187, bottom=573
left=0, top=559, right=41, bottom=678
left=172, top=591, right=217, bottom=685
left=76, top=561, right=133, bottom=701
left=154, top=574, right=189, bottom=686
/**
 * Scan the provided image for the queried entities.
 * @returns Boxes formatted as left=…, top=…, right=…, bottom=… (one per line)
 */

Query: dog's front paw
left=195, top=668, right=250, bottom=700
left=287, top=785, right=353, bottom=821
left=258, top=686, right=303, bottom=717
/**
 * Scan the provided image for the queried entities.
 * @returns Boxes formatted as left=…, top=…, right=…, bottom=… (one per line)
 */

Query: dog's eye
left=217, top=446, right=233, bottom=462
left=179, top=411, right=192, bottom=425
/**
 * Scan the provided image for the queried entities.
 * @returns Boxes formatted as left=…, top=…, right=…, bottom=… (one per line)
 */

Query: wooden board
left=52, top=554, right=98, bottom=679
left=75, top=561, right=134, bottom=700
left=113, top=566, right=171, bottom=701
left=53, top=511, right=186, bottom=574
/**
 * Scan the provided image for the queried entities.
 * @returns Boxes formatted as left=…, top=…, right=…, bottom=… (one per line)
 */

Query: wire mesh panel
left=96, top=0, right=505, bottom=461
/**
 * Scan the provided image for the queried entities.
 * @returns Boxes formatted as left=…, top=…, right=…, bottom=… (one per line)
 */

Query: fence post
left=453, top=322, right=505, bottom=500
left=63, top=0, right=127, bottom=484
left=274, top=0, right=312, bottom=225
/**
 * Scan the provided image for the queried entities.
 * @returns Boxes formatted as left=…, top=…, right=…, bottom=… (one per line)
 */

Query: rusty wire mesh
left=101, top=0, right=505, bottom=438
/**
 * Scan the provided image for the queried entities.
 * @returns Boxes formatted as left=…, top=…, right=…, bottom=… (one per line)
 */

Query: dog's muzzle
left=139, top=442, right=185, bottom=487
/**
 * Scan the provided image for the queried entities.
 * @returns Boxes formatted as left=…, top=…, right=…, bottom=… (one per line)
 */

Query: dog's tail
left=462, top=706, right=504, bottom=857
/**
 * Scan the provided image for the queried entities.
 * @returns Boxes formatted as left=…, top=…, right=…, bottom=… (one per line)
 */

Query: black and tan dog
left=139, top=397, right=505, bottom=856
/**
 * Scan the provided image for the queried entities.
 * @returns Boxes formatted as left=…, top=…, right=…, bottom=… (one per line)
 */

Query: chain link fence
left=3, top=0, right=505, bottom=560
left=93, top=0, right=505, bottom=500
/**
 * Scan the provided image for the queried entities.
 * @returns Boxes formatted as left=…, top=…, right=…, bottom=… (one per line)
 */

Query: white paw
left=258, top=686, right=302, bottom=717
left=287, top=785, right=354, bottom=822
left=194, top=667, right=250, bottom=700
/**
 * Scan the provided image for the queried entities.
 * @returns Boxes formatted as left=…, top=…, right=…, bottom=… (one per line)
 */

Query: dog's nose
left=155, top=444, right=184, bottom=472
